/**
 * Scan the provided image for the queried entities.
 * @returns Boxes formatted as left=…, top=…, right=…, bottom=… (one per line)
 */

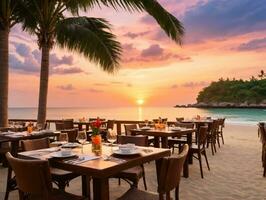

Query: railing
left=8, top=119, right=176, bottom=135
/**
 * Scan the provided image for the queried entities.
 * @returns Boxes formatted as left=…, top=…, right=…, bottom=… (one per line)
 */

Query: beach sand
left=1, top=124, right=265, bottom=200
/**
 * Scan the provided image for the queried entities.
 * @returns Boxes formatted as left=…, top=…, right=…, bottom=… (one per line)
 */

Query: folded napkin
left=64, top=155, right=100, bottom=164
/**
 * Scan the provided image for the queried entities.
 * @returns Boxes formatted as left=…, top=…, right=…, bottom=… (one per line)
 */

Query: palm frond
left=68, top=0, right=184, bottom=44
left=55, top=17, right=121, bottom=73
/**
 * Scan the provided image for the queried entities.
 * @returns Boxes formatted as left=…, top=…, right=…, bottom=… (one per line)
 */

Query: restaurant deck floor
left=0, top=124, right=264, bottom=200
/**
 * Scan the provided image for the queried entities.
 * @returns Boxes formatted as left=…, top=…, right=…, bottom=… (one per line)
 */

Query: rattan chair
left=113, top=135, right=148, bottom=190
left=21, top=138, right=80, bottom=191
left=117, top=144, right=189, bottom=200
left=5, top=152, right=84, bottom=200
left=190, top=126, right=210, bottom=178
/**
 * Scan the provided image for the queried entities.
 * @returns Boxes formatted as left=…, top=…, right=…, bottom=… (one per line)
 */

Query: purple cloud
left=10, top=42, right=84, bottom=75
left=123, top=31, right=150, bottom=39
left=52, top=67, right=84, bottom=74
left=237, top=38, right=266, bottom=51
left=141, top=44, right=164, bottom=57
left=182, top=0, right=266, bottom=42
left=14, top=43, right=31, bottom=57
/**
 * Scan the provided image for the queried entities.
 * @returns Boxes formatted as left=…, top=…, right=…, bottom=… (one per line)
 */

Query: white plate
left=61, top=143, right=80, bottom=148
left=50, top=152, right=76, bottom=158
left=113, top=148, right=141, bottom=155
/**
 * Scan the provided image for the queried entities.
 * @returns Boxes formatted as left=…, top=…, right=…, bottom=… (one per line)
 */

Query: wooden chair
left=117, top=144, right=189, bottom=200
left=168, top=122, right=194, bottom=153
left=114, top=135, right=148, bottom=190
left=21, top=138, right=80, bottom=191
left=62, top=119, right=74, bottom=129
left=217, top=118, right=225, bottom=146
left=55, top=122, right=64, bottom=131
left=61, top=129, right=78, bottom=143
left=190, top=126, right=210, bottom=178
left=258, top=123, right=266, bottom=176
left=5, top=152, right=84, bottom=200
left=207, top=120, right=219, bottom=155
left=124, top=124, right=138, bottom=136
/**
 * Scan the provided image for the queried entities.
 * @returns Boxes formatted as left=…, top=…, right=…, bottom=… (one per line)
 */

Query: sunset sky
left=9, top=0, right=266, bottom=107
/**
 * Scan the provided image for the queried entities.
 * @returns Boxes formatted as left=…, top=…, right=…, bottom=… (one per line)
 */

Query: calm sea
left=8, top=107, right=266, bottom=126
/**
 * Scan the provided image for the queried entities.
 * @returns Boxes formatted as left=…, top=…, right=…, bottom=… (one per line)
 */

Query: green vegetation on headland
left=176, top=70, right=266, bottom=108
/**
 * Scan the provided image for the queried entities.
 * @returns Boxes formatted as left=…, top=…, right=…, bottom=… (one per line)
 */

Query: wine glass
left=107, top=129, right=117, bottom=153
left=36, top=123, right=43, bottom=131
left=144, top=119, right=149, bottom=127
left=76, top=131, right=87, bottom=153
left=59, top=132, right=69, bottom=144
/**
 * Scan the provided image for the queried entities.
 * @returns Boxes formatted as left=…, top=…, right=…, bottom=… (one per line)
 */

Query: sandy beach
left=1, top=123, right=264, bottom=200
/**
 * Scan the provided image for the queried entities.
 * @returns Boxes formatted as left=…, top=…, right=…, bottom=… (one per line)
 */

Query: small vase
left=91, top=134, right=102, bottom=155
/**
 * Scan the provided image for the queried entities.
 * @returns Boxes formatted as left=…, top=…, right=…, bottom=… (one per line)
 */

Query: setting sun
left=136, top=99, right=144, bottom=106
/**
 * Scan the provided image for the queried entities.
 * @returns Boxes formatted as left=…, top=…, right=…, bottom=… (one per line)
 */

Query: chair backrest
left=176, top=117, right=184, bottom=122
left=124, top=124, right=137, bottom=136
left=63, top=119, right=74, bottom=129
left=107, top=120, right=115, bottom=129
left=210, top=120, right=219, bottom=135
left=55, top=122, right=64, bottom=131
left=5, top=152, right=53, bottom=197
left=21, top=137, right=50, bottom=151
left=259, top=123, right=266, bottom=144
left=176, top=122, right=194, bottom=129
left=61, top=129, right=78, bottom=142
left=218, top=118, right=225, bottom=127
left=197, top=126, right=208, bottom=147
left=117, top=135, right=148, bottom=147
left=157, top=144, right=189, bottom=194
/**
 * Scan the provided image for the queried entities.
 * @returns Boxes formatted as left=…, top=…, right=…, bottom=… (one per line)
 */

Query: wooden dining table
left=0, top=130, right=59, bottom=200
left=130, top=127, right=195, bottom=178
left=19, top=144, right=171, bottom=200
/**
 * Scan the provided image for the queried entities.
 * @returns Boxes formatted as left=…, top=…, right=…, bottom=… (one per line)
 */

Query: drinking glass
left=144, top=119, right=149, bottom=127
left=76, top=131, right=87, bottom=153
left=36, top=123, right=43, bottom=131
left=107, top=128, right=117, bottom=153
left=59, top=132, right=69, bottom=144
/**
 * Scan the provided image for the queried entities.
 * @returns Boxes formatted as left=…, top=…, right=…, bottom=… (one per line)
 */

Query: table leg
left=78, top=124, right=83, bottom=131
left=154, top=136, right=160, bottom=148
left=93, top=178, right=109, bottom=200
left=82, top=175, right=91, bottom=199
left=155, top=158, right=163, bottom=185
left=183, top=132, right=193, bottom=178
left=161, top=137, right=168, bottom=148
left=187, top=133, right=193, bottom=164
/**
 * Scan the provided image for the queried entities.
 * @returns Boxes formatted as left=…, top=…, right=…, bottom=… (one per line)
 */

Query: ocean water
left=8, top=107, right=266, bottom=126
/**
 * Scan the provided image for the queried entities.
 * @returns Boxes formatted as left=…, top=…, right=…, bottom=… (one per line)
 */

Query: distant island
left=175, top=70, right=266, bottom=108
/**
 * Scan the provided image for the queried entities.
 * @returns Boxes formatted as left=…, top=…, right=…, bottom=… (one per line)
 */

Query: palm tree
left=0, top=1, right=19, bottom=127
left=19, top=0, right=184, bottom=126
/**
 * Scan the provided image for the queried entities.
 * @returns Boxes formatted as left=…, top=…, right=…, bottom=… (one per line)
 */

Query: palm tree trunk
left=0, top=28, right=9, bottom=127
left=37, top=45, right=50, bottom=126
